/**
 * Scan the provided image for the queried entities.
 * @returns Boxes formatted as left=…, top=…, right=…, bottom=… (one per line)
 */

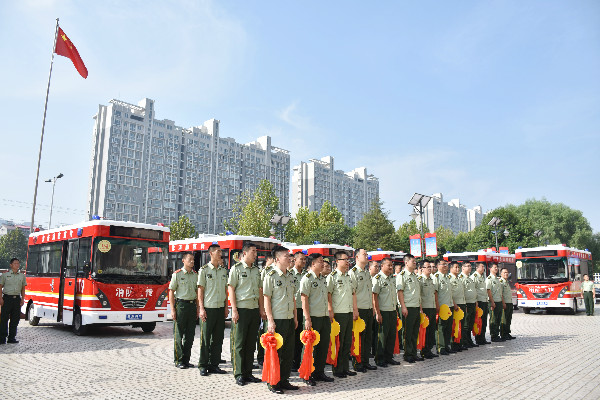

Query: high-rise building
left=88, top=98, right=290, bottom=234
left=291, top=156, right=379, bottom=227
left=414, top=193, right=483, bottom=234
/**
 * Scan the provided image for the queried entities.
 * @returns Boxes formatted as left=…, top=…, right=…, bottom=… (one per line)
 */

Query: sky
left=0, top=0, right=599, bottom=233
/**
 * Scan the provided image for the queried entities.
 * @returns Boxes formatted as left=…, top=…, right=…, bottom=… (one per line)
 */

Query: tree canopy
left=169, top=215, right=198, bottom=241
left=225, top=180, right=281, bottom=237
left=0, top=229, right=28, bottom=269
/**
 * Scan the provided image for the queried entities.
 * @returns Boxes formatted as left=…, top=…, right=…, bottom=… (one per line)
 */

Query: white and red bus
left=168, top=234, right=281, bottom=318
left=444, top=250, right=518, bottom=307
left=367, top=250, right=406, bottom=268
left=23, top=219, right=170, bottom=335
left=515, top=245, right=592, bottom=314
left=284, top=242, right=355, bottom=259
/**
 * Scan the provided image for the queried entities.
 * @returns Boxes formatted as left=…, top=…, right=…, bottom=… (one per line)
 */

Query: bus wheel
left=72, top=310, right=89, bottom=336
left=570, top=301, right=578, bottom=315
left=522, top=307, right=531, bottom=314
left=27, top=303, right=40, bottom=326
left=141, top=322, right=156, bottom=333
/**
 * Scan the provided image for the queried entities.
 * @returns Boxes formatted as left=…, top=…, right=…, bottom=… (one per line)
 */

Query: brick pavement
left=1, top=309, right=599, bottom=400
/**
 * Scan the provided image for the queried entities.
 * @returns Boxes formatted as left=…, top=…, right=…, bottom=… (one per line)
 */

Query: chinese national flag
left=54, top=27, right=88, bottom=79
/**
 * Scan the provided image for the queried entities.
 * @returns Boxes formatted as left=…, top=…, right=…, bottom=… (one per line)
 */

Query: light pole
left=533, top=230, right=542, bottom=246
left=408, top=193, right=432, bottom=259
left=270, top=214, right=291, bottom=241
left=488, top=217, right=501, bottom=250
left=45, top=173, right=64, bottom=229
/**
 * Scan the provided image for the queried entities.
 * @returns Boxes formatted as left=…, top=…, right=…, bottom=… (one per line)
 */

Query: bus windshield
left=516, top=257, right=568, bottom=283
left=92, top=237, right=168, bottom=283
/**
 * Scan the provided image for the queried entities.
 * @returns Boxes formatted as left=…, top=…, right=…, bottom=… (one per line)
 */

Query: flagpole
left=30, top=18, right=60, bottom=231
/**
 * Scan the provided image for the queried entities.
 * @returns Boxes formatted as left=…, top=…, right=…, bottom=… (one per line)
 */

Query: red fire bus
left=168, top=234, right=281, bottom=318
left=515, top=245, right=591, bottom=314
left=444, top=250, right=518, bottom=307
left=284, top=242, right=355, bottom=259
left=23, top=219, right=170, bottom=335
left=367, top=250, right=406, bottom=268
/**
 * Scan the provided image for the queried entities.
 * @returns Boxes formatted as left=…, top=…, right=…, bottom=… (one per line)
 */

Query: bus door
left=58, top=239, right=79, bottom=322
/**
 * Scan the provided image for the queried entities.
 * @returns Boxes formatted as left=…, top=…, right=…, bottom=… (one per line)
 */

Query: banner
left=424, top=233, right=437, bottom=257
left=409, top=234, right=421, bottom=257
left=499, top=247, right=509, bottom=255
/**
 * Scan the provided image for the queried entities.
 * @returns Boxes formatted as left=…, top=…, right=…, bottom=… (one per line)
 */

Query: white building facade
left=415, top=193, right=483, bottom=234
left=88, top=98, right=290, bottom=234
left=291, top=156, right=379, bottom=227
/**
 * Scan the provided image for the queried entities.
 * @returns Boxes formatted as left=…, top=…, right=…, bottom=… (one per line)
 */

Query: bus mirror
left=570, top=272, right=575, bottom=280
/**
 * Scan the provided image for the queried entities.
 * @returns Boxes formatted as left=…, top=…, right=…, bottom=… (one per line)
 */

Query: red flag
left=54, top=27, right=88, bottom=78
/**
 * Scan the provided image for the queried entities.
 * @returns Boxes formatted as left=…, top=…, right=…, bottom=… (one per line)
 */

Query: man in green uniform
left=0, top=258, right=27, bottom=344
left=418, top=261, right=438, bottom=359
left=326, top=251, right=359, bottom=378
left=449, top=261, right=468, bottom=352
left=263, top=246, right=298, bottom=394
left=291, top=251, right=306, bottom=372
left=433, top=259, right=456, bottom=355
left=197, top=244, right=228, bottom=376
left=397, top=254, right=422, bottom=363
left=228, top=242, right=265, bottom=386
left=349, top=248, right=377, bottom=372
left=459, top=263, right=478, bottom=348
left=582, top=274, right=596, bottom=316
left=256, top=254, right=275, bottom=367
left=369, top=259, right=380, bottom=359
left=300, top=252, right=334, bottom=385
left=500, top=268, right=516, bottom=340
left=472, top=262, right=490, bottom=345
left=372, top=258, right=400, bottom=367
left=486, top=262, right=505, bottom=342
left=168, top=252, right=198, bottom=369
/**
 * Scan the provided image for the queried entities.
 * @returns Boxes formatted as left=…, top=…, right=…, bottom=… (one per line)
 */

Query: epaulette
left=375, top=274, right=381, bottom=280
left=200, top=264, right=208, bottom=269
left=305, top=272, right=311, bottom=278
left=265, top=265, right=273, bottom=271
left=417, top=275, right=423, bottom=281
left=268, top=270, right=276, bottom=276
left=400, top=270, right=405, bottom=275
left=174, top=269, right=182, bottom=274
left=331, top=270, right=338, bottom=275
left=351, top=266, right=357, bottom=272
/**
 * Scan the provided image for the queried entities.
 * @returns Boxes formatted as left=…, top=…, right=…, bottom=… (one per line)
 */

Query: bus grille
left=120, top=298, right=148, bottom=309
left=532, top=292, right=551, bottom=299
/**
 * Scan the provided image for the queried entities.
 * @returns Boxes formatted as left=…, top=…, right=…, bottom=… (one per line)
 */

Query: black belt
left=176, top=299, right=196, bottom=304
left=3, top=295, right=20, bottom=299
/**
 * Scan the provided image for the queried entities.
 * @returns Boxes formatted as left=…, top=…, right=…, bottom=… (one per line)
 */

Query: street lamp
left=408, top=193, right=432, bottom=258
left=533, top=230, right=543, bottom=246
left=488, top=216, right=501, bottom=250
left=45, top=173, right=64, bottom=229
left=270, top=214, right=290, bottom=241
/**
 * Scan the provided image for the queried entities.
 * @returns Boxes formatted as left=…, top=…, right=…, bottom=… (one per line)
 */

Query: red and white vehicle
left=444, top=250, right=518, bottom=307
left=23, top=219, right=170, bottom=335
left=168, top=234, right=281, bottom=318
left=284, top=242, right=355, bottom=259
left=515, top=245, right=591, bottom=314
left=367, top=250, right=406, bottom=267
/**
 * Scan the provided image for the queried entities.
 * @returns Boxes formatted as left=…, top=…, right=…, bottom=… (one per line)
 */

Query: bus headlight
left=96, top=290, right=111, bottom=308
left=155, top=290, right=168, bottom=307
left=557, top=287, right=567, bottom=298
left=517, top=288, right=526, bottom=298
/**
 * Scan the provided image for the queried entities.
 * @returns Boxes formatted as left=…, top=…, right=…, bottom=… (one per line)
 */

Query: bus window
left=38, top=243, right=62, bottom=276
left=92, top=237, right=168, bottom=277
left=77, top=238, right=92, bottom=275
left=66, top=240, right=79, bottom=278
left=26, top=246, right=39, bottom=276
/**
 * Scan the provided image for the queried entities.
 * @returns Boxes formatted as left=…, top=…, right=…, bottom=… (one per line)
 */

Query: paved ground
left=1, top=308, right=599, bottom=400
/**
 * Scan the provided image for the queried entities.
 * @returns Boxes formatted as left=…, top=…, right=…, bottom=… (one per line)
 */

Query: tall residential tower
left=88, top=98, right=290, bottom=233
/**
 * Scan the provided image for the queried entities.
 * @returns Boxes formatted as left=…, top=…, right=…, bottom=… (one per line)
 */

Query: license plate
left=126, top=314, right=142, bottom=321
left=536, top=301, right=548, bottom=306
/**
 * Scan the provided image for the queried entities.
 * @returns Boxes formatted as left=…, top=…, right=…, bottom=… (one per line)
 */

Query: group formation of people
left=168, top=243, right=518, bottom=394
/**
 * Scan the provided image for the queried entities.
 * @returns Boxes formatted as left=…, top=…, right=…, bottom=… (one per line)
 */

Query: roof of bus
left=284, top=243, right=355, bottom=251
left=445, top=251, right=515, bottom=259
left=170, top=234, right=281, bottom=245
left=515, top=244, right=591, bottom=255
left=367, top=251, right=407, bottom=256
left=28, top=219, right=170, bottom=238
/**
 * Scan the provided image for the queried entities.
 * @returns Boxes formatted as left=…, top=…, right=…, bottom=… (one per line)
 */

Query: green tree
left=467, top=208, right=536, bottom=253
left=318, top=201, right=344, bottom=227
left=434, top=226, right=455, bottom=255
left=306, top=222, right=354, bottom=246
left=353, top=198, right=399, bottom=251
left=396, top=219, right=421, bottom=253
left=225, top=180, right=280, bottom=237
left=0, top=229, right=28, bottom=268
left=285, top=207, right=319, bottom=243
left=169, top=215, right=198, bottom=241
